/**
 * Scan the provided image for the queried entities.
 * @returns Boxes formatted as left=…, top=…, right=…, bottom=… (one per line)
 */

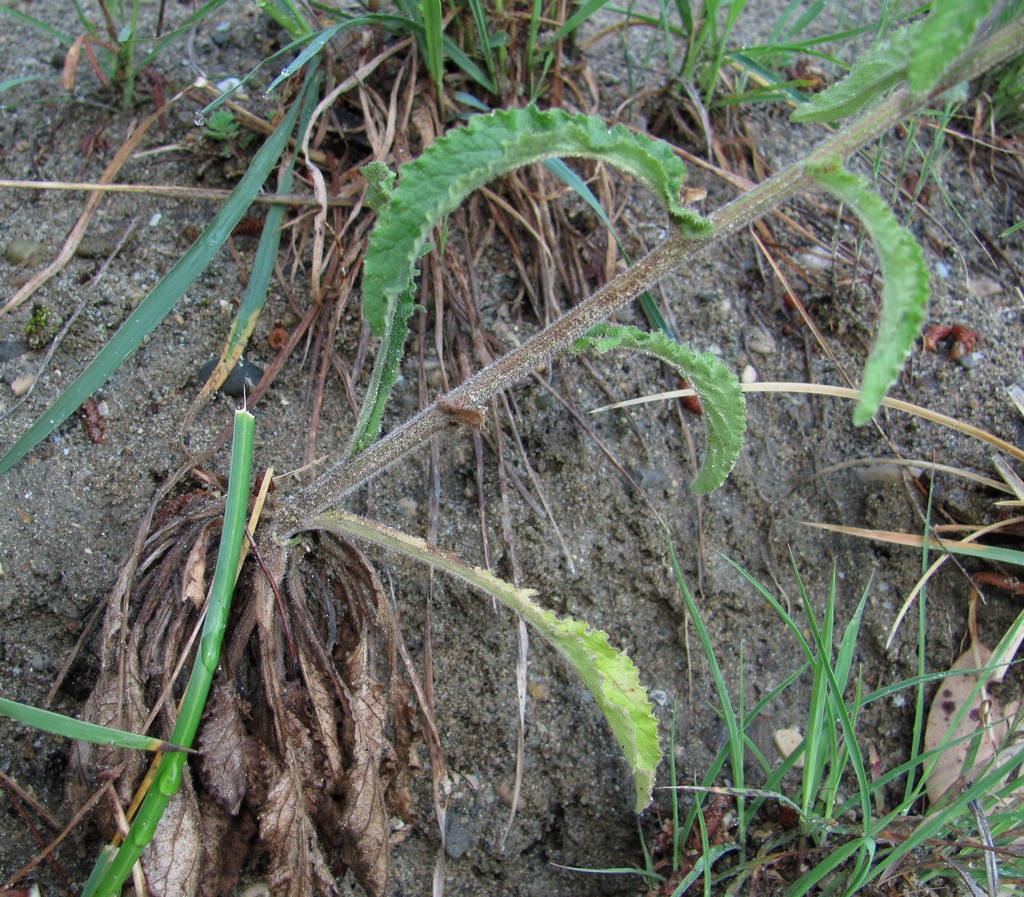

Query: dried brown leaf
left=141, top=767, right=202, bottom=897
left=924, top=639, right=1018, bottom=805
left=260, top=728, right=339, bottom=897
left=197, top=794, right=257, bottom=897
left=337, top=637, right=389, bottom=897
left=197, top=687, right=252, bottom=815
left=182, top=533, right=208, bottom=608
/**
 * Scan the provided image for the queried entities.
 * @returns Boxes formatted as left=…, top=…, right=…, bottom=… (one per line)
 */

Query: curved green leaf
left=909, top=0, right=994, bottom=95
left=807, top=160, right=929, bottom=425
left=573, top=324, right=746, bottom=493
left=314, top=509, right=660, bottom=812
left=361, top=104, right=711, bottom=336
left=791, top=25, right=917, bottom=123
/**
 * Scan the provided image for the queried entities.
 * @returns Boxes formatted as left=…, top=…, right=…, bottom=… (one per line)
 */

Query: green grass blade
left=0, top=696, right=188, bottom=753
left=0, top=68, right=321, bottom=479
left=421, top=0, right=445, bottom=102
left=0, top=3, right=74, bottom=45
left=0, top=74, right=45, bottom=94
left=83, top=408, right=254, bottom=897
left=464, top=0, right=496, bottom=83
left=549, top=0, right=612, bottom=43
left=543, top=157, right=672, bottom=337
left=666, top=535, right=745, bottom=817
left=200, top=71, right=320, bottom=395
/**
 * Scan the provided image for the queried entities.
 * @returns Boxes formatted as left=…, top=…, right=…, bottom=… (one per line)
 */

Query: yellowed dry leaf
left=924, top=640, right=1016, bottom=806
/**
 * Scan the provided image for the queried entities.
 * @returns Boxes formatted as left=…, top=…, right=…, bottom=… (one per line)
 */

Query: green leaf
left=572, top=324, right=746, bottom=493
left=314, top=509, right=660, bottom=812
left=0, top=68, right=322, bottom=478
left=360, top=160, right=397, bottom=211
left=361, top=104, right=711, bottom=337
left=0, top=696, right=188, bottom=753
left=791, top=25, right=917, bottom=123
left=807, top=160, right=929, bottom=425
left=909, top=0, right=995, bottom=95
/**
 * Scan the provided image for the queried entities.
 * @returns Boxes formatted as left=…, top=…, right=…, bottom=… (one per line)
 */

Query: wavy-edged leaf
left=361, top=104, right=711, bottom=337
left=573, top=324, right=746, bottom=493
left=314, top=509, right=660, bottom=812
left=909, top=0, right=995, bottom=96
left=791, top=25, right=918, bottom=123
left=807, top=161, right=929, bottom=425
left=0, top=69, right=321, bottom=479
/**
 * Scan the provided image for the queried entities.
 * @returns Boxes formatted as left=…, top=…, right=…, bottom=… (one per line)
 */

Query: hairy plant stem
left=275, top=16, right=1024, bottom=536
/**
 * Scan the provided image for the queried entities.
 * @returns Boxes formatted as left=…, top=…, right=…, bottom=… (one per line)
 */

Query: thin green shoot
left=904, top=474, right=934, bottom=805
left=0, top=3, right=75, bottom=45
left=0, top=696, right=190, bottom=754
left=82, top=408, right=255, bottom=897
left=666, top=535, right=747, bottom=850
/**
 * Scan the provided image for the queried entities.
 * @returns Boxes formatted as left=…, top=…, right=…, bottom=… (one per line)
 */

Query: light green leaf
left=573, top=324, right=746, bottom=493
left=791, top=25, right=917, bottom=123
left=807, top=161, right=929, bottom=425
left=361, top=104, right=711, bottom=337
left=314, top=509, right=660, bottom=812
left=361, top=160, right=397, bottom=211
left=0, top=696, right=188, bottom=753
left=909, top=0, right=994, bottom=96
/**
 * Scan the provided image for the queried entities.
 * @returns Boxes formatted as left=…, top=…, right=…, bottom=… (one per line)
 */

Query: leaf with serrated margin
left=361, top=104, right=711, bottom=336
left=909, top=0, right=995, bottom=95
left=573, top=325, right=746, bottom=493
left=791, top=25, right=918, bottom=123
left=314, top=510, right=660, bottom=813
left=807, top=160, right=929, bottom=425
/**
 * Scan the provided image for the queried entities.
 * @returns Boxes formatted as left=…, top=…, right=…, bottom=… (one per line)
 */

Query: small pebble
left=935, top=261, right=950, bottom=277
left=773, top=727, right=805, bottom=768
left=10, top=374, right=34, bottom=397
left=215, top=76, right=246, bottom=98
left=746, top=328, right=776, bottom=356
left=5, top=239, right=45, bottom=266
left=956, top=351, right=984, bottom=370
left=648, top=688, right=670, bottom=707
left=397, top=496, right=418, bottom=516
left=149, top=212, right=162, bottom=227
left=75, top=234, right=118, bottom=259
left=527, top=681, right=550, bottom=700
left=969, top=276, right=1002, bottom=298
left=796, top=249, right=831, bottom=271
left=198, top=358, right=265, bottom=396
left=741, top=364, right=758, bottom=384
